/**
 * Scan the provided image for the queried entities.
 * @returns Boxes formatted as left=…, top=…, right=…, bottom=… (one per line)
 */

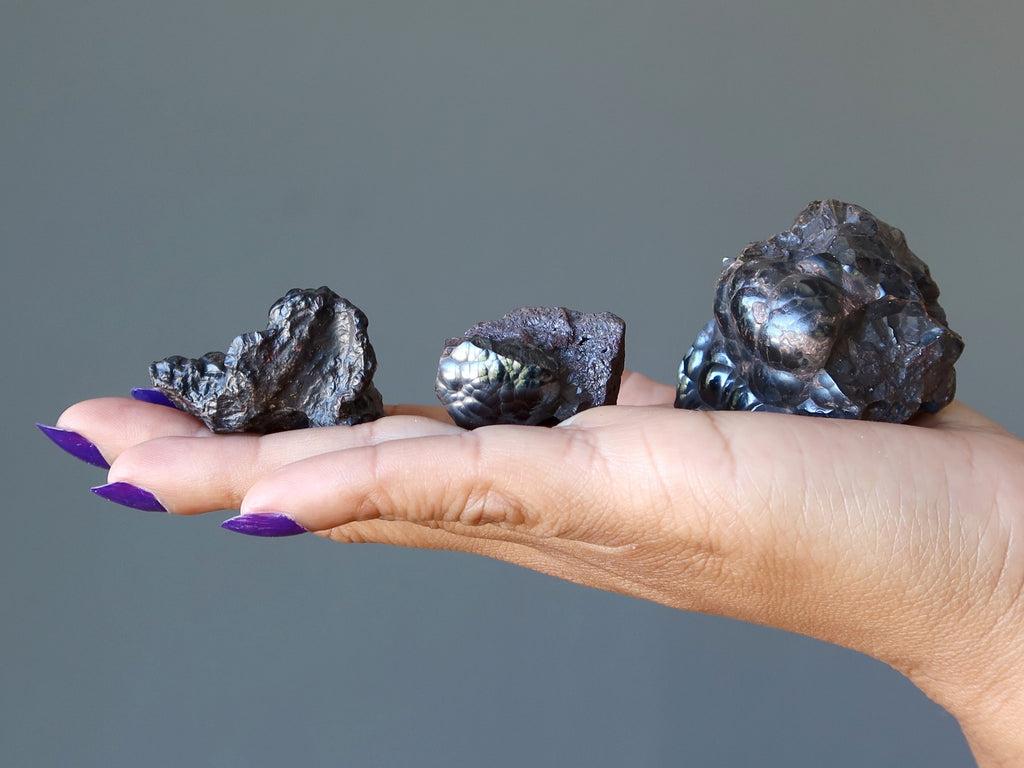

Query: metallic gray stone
left=437, top=307, right=625, bottom=429
left=676, top=200, right=963, bottom=422
left=150, top=287, right=384, bottom=433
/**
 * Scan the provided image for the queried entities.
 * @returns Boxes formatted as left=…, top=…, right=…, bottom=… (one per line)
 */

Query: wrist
left=907, top=612, right=1024, bottom=767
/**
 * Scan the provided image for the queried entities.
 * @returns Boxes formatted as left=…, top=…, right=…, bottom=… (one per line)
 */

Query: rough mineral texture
left=150, top=287, right=385, bottom=433
left=676, top=200, right=964, bottom=422
left=436, top=307, right=626, bottom=429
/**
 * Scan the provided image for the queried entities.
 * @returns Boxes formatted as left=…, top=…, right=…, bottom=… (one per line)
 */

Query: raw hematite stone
left=676, top=200, right=964, bottom=422
left=150, top=287, right=384, bottom=433
left=436, top=307, right=626, bottom=429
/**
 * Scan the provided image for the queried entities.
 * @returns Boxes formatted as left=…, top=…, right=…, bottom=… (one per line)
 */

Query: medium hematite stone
left=150, top=287, right=385, bottom=433
left=436, top=307, right=626, bottom=429
left=676, top=200, right=964, bottom=422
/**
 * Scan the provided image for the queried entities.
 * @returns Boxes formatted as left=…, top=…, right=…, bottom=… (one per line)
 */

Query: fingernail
left=36, top=423, right=110, bottom=469
left=221, top=513, right=308, bottom=537
left=130, top=388, right=178, bottom=409
left=91, top=482, right=167, bottom=512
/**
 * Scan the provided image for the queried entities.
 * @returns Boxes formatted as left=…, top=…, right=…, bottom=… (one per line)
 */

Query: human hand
left=44, top=371, right=1024, bottom=766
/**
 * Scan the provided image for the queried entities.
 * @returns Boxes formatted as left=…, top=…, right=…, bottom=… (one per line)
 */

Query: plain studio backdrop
left=3, top=2, right=1022, bottom=766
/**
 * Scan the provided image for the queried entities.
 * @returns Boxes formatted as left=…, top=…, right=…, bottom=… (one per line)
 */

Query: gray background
left=3, top=1, right=1022, bottom=766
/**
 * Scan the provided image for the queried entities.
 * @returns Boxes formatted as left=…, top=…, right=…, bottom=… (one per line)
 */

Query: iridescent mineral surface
left=150, top=287, right=384, bottom=433
left=676, top=200, right=963, bottom=422
left=436, top=307, right=626, bottom=429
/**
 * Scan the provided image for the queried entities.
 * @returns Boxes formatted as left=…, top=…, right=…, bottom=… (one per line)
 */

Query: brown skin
left=58, top=371, right=1024, bottom=766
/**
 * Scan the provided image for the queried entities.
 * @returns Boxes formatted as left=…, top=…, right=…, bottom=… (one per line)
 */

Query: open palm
left=49, top=371, right=1024, bottom=766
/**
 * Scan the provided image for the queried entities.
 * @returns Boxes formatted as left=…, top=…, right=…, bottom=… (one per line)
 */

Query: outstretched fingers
left=39, top=395, right=469, bottom=514
left=42, top=370, right=668, bottom=474
left=66, top=412, right=463, bottom=515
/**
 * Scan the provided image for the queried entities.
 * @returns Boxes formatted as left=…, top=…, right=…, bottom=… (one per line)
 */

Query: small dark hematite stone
left=150, top=287, right=385, bottom=433
left=676, top=200, right=964, bottom=422
left=436, top=307, right=626, bottom=429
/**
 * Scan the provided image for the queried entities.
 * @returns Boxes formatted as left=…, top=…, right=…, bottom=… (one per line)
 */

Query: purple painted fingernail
left=221, top=513, right=308, bottom=537
left=130, top=388, right=178, bottom=409
left=36, top=424, right=110, bottom=469
left=91, top=482, right=167, bottom=512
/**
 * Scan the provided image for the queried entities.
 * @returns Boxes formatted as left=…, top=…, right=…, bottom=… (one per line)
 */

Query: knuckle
left=445, top=431, right=529, bottom=529
left=457, top=483, right=528, bottom=528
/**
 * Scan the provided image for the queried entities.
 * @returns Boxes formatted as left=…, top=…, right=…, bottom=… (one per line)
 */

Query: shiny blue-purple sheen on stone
left=676, top=200, right=963, bottom=423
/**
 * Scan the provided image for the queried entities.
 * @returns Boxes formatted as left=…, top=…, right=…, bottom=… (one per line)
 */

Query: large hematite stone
left=436, top=307, right=626, bottom=429
left=676, top=200, right=964, bottom=422
left=150, top=287, right=385, bottom=433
